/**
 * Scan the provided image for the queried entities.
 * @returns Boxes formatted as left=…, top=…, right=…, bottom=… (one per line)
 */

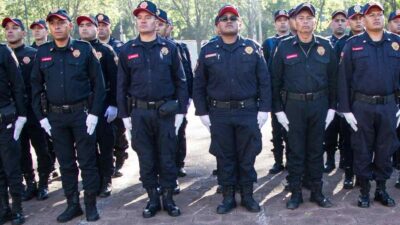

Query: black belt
left=49, top=101, right=88, bottom=113
left=354, top=92, right=395, bottom=105
left=133, top=99, right=165, bottom=110
left=286, top=89, right=327, bottom=101
left=209, top=98, right=256, bottom=109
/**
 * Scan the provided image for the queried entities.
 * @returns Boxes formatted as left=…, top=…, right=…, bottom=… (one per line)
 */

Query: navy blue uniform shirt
left=13, top=44, right=36, bottom=104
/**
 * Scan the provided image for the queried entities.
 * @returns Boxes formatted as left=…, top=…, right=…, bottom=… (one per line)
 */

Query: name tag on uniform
left=128, top=54, right=139, bottom=60
left=41, top=57, right=52, bottom=62
left=205, top=53, right=217, bottom=58
left=352, top=47, right=364, bottom=51
left=286, top=54, right=298, bottom=59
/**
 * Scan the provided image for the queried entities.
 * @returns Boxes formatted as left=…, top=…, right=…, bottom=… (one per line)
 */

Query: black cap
left=388, top=10, right=400, bottom=22
left=77, top=15, right=98, bottom=27
left=288, top=8, right=296, bottom=18
left=331, top=10, right=347, bottom=19
left=157, top=9, right=168, bottom=23
left=274, top=10, right=289, bottom=21
left=294, top=2, right=316, bottom=17
left=30, top=19, right=47, bottom=30
left=347, top=4, right=363, bottom=19
left=95, top=13, right=111, bottom=25
left=133, top=1, right=158, bottom=17
left=46, top=9, right=71, bottom=22
left=2, top=18, right=25, bottom=30
left=362, top=2, right=384, bottom=15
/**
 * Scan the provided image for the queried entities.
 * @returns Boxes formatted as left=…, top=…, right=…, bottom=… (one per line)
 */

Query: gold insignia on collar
left=392, top=42, right=399, bottom=51
left=22, top=56, right=31, bottom=64
left=73, top=49, right=81, bottom=58
left=97, top=15, right=104, bottom=21
left=245, top=46, right=254, bottom=54
left=317, top=46, right=325, bottom=56
left=140, top=2, right=148, bottom=8
left=161, top=47, right=169, bottom=55
left=95, top=51, right=103, bottom=60
left=354, top=5, right=361, bottom=13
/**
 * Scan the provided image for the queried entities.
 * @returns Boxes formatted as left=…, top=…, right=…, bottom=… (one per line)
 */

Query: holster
left=158, top=100, right=179, bottom=117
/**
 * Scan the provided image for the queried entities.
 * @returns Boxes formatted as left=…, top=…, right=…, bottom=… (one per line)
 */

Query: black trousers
left=340, top=118, right=353, bottom=170
left=351, top=101, right=399, bottom=181
left=96, top=113, right=115, bottom=178
left=48, top=110, right=99, bottom=196
left=176, top=117, right=187, bottom=168
left=324, top=114, right=342, bottom=161
left=112, top=118, right=129, bottom=152
left=285, top=97, right=328, bottom=187
left=130, top=108, right=177, bottom=189
left=209, top=107, right=261, bottom=186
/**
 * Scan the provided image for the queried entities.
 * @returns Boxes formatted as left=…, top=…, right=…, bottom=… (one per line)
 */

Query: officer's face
left=217, top=12, right=240, bottom=36
left=4, top=22, right=25, bottom=44
left=348, top=15, right=364, bottom=33
left=363, top=8, right=385, bottom=32
left=136, top=11, right=158, bottom=34
left=388, top=18, right=400, bottom=35
left=78, top=20, right=98, bottom=41
left=31, top=25, right=48, bottom=41
left=295, top=10, right=316, bottom=34
left=165, top=24, right=173, bottom=37
left=98, top=23, right=111, bottom=39
left=157, top=21, right=168, bottom=37
left=275, top=17, right=289, bottom=34
left=289, top=17, right=297, bottom=32
left=331, top=14, right=347, bottom=36
left=48, top=18, right=73, bottom=41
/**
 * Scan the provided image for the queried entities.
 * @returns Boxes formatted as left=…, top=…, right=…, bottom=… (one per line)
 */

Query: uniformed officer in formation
left=272, top=3, right=337, bottom=209
left=77, top=15, right=118, bottom=198
left=95, top=13, right=130, bottom=178
left=323, top=9, right=348, bottom=173
left=117, top=1, right=188, bottom=218
left=2, top=17, right=53, bottom=202
left=338, top=2, right=400, bottom=208
left=262, top=9, right=290, bottom=175
left=31, top=9, right=105, bottom=222
left=194, top=5, right=270, bottom=214
left=29, top=19, right=48, bottom=49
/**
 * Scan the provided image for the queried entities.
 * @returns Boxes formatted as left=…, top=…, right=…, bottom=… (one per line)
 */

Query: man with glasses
left=338, top=2, right=400, bottom=208
left=194, top=4, right=270, bottom=214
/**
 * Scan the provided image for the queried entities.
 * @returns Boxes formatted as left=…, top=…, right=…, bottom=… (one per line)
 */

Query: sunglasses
left=219, top=15, right=238, bottom=22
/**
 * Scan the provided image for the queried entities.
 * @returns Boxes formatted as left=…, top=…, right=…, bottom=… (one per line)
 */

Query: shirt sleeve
left=193, top=50, right=209, bottom=116
left=87, top=45, right=106, bottom=116
left=271, top=43, right=285, bottom=113
left=116, top=47, right=130, bottom=118
left=337, top=42, right=353, bottom=113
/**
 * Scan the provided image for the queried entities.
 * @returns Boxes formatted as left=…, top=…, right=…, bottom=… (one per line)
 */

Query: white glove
left=175, top=114, right=184, bottom=135
left=199, top=115, right=211, bottom=131
left=104, top=106, right=118, bottom=123
left=325, top=109, right=336, bottom=130
left=13, top=116, right=27, bottom=141
left=86, top=114, right=98, bottom=135
left=343, top=112, right=358, bottom=132
left=396, top=110, right=400, bottom=128
left=275, top=111, right=289, bottom=132
left=257, top=112, right=268, bottom=129
left=122, top=117, right=132, bottom=140
left=40, top=118, right=52, bottom=136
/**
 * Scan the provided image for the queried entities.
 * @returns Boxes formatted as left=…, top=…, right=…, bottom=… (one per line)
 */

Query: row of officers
left=0, top=0, right=399, bottom=224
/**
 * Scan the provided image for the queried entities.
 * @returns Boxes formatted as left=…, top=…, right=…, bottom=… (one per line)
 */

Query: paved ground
left=22, top=106, right=400, bottom=225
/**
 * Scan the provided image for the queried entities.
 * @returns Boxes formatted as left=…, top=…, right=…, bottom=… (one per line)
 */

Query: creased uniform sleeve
left=337, top=42, right=353, bottom=113
left=255, top=45, right=271, bottom=112
left=171, top=45, right=189, bottom=114
left=271, top=43, right=285, bottom=112
left=87, top=45, right=106, bottom=116
left=117, top=45, right=130, bottom=118
left=193, top=49, right=208, bottom=116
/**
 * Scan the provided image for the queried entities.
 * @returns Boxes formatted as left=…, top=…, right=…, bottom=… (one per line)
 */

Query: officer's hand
left=104, top=106, right=118, bottom=123
left=40, top=118, right=52, bottom=136
left=396, top=110, right=400, bottom=128
left=325, top=109, right=336, bottom=130
left=199, top=115, right=211, bottom=131
left=13, top=116, right=27, bottom=141
left=275, top=111, right=289, bottom=132
left=257, top=112, right=268, bottom=129
left=343, top=113, right=358, bottom=132
left=175, top=114, right=184, bottom=135
left=86, top=114, right=98, bottom=135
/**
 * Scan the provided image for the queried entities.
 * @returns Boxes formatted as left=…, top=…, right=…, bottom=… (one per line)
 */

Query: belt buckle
left=148, top=101, right=156, bottom=109
left=305, top=93, right=314, bottom=101
left=62, top=105, right=71, bottom=113
left=372, top=95, right=385, bottom=104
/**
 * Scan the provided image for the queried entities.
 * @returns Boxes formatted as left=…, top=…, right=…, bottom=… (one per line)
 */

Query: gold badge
left=245, top=46, right=254, bottom=54
left=161, top=47, right=169, bottom=55
left=73, top=49, right=81, bottom=58
left=97, top=14, right=104, bottom=21
left=392, top=42, right=399, bottom=51
left=140, top=2, right=148, bottom=8
left=22, top=56, right=30, bottom=64
left=96, top=51, right=103, bottom=60
left=317, top=46, right=325, bottom=56
left=354, top=5, right=361, bottom=13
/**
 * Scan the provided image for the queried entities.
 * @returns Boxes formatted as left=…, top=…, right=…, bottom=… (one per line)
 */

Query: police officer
left=31, top=9, right=105, bottom=222
left=194, top=5, right=270, bottom=214
left=271, top=3, right=336, bottom=209
left=338, top=2, right=399, bottom=208
left=323, top=10, right=348, bottom=173
left=262, top=9, right=290, bottom=175
left=334, top=4, right=364, bottom=190
left=0, top=30, right=27, bottom=225
left=77, top=15, right=118, bottom=198
left=96, top=13, right=129, bottom=178
left=30, top=19, right=48, bottom=49
left=2, top=17, right=53, bottom=201
left=117, top=1, right=188, bottom=218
